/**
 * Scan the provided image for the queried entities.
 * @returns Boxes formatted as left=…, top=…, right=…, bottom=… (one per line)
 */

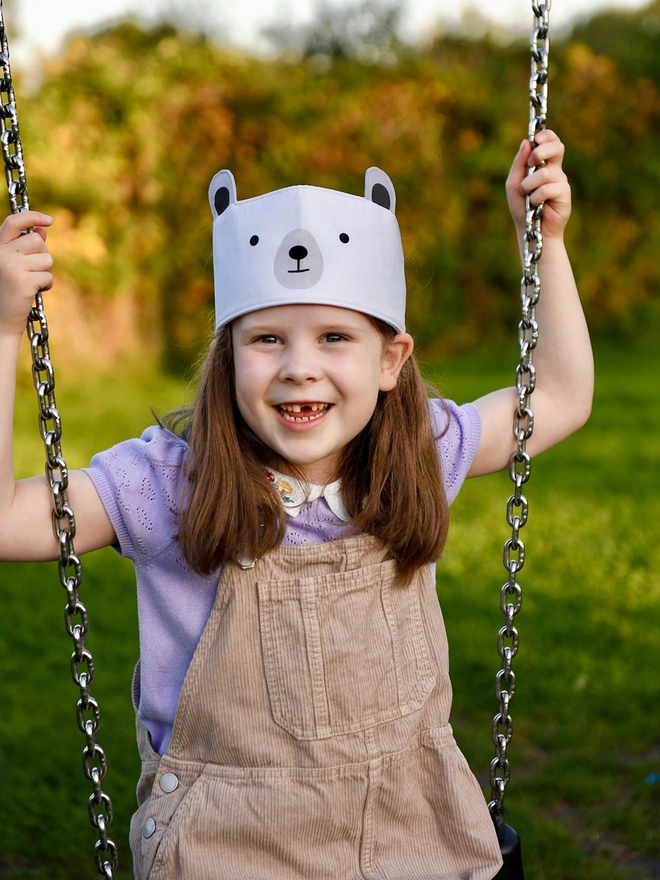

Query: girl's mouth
left=277, top=402, right=330, bottom=423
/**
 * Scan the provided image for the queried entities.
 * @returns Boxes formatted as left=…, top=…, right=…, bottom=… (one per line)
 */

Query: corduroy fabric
left=129, top=535, right=502, bottom=879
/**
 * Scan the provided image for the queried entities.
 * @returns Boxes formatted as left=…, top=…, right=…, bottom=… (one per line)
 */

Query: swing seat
left=493, top=824, right=524, bottom=880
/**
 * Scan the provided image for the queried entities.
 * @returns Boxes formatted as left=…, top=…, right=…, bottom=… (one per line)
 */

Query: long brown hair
left=165, top=320, right=449, bottom=582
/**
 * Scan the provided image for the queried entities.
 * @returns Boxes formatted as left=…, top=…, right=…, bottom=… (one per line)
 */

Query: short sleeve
left=428, top=399, right=481, bottom=505
left=82, top=426, right=188, bottom=562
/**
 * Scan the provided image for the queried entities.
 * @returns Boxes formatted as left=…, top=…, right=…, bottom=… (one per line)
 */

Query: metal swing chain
left=488, top=0, right=551, bottom=838
left=0, top=6, right=118, bottom=878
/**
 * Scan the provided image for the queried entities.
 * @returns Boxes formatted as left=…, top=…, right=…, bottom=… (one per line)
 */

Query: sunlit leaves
left=15, top=11, right=660, bottom=370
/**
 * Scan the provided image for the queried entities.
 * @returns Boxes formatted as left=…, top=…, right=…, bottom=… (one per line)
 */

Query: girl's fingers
left=525, top=181, right=570, bottom=208
left=10, top=230, right=50, bottom=255
left=528, top=134, right=564, bottom=168
left=32, top=271, right=54, bottom=292
left=528, top=143, right=564, bottom=168
left=519, top=165, right=567, bottom=195
left=531, top=128, right=561, bottom=146
left=508, top=130, right=571, bottom=235
left=0, top=211, right=53, bottom=245
left=24, top=251, right=54, bottom=272
left=506, top=139, right=533, bottom=190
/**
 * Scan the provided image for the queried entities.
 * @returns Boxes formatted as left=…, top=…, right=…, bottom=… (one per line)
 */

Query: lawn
left=0, top=338, right=658, bottom=879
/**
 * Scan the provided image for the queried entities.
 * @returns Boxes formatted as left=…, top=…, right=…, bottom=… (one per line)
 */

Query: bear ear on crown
left=364, top=167, right=396, bottom=214
left=209, top=169, right=237, bottom=219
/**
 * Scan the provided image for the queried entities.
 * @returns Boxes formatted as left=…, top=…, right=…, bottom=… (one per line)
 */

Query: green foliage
left=10, top=2, right=660, bottom=370
left=571, top=0, right=660, bottom=85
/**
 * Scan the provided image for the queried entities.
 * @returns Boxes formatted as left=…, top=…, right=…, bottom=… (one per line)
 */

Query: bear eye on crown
left=250, top=235, right=259, bottom=246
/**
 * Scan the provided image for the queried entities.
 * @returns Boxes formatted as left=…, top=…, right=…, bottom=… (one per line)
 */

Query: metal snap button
left=236, top=550, right=255, bottom=570
left=160, top=772, right=179, bottom=793
left=143, top=818, right=156, bottom=839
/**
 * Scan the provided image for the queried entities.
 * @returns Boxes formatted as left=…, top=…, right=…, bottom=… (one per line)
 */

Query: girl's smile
left=232, top=304, right=413, bottom=483
left=276, top=402, right=332, bottom=431
left=276, top=402, right=332, bottom=424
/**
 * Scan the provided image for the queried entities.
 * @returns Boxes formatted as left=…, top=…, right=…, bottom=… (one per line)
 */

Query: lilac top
left=84, top=399, right=481, bottom=755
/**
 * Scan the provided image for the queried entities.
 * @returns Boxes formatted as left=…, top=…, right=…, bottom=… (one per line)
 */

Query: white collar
left=264, top=467, right=351, bottom=522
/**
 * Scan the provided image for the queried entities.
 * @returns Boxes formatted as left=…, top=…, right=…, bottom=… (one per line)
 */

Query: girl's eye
left=323, top=333, right=344, bottom=343
left=257, top=335, right=280, bottom=344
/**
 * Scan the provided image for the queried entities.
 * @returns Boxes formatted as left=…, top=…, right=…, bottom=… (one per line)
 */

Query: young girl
left=0, top=130, right=593, bottom=880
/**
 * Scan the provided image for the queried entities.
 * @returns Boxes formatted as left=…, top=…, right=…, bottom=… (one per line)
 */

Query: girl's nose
left=279, top=344, right=322, bottom=384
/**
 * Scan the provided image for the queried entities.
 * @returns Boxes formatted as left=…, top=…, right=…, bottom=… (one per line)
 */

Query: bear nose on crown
left=274, top=228, right=324, bottom=290
left=289, top=245, right=308, bottom=262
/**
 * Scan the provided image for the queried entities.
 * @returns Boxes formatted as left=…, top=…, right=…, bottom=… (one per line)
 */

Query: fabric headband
left=208, top=167, right=407, bottom=333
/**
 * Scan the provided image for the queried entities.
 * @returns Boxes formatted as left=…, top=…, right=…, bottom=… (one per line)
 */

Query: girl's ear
left=379, top=333, right=414, bottom=391
left=208, top=169, right=237, bottom=218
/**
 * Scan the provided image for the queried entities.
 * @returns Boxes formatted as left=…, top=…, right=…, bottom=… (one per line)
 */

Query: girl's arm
left=0, top=211, right=116, bottom=561
left=468, top=130, right=594, bottom=477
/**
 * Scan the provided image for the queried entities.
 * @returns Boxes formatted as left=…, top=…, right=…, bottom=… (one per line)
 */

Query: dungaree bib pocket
left=257, top=559, right=436, bottom=740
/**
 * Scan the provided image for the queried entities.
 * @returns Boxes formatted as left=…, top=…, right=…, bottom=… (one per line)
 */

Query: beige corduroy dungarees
left=129, top=535, right=503, bottom=880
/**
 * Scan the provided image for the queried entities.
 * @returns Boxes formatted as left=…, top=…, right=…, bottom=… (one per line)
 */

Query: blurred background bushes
left=14, top=0, right=660, bottom=371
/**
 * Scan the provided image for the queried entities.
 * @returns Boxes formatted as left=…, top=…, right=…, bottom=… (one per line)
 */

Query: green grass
left=1, top=339, right=659, bottom=879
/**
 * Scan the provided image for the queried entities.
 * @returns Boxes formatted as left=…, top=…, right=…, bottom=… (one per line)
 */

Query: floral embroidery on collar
left=264, top=467, right=351, bottom=522
left=265, top=470, right=296, bottom=506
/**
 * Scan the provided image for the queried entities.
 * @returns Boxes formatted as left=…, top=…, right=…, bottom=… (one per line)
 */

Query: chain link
left=488, top=0, right=551, bottom=840
left=0, top=5, right=118, bottom=875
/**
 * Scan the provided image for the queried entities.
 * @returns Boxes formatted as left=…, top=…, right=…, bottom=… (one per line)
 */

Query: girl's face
left=232, top=304, right=413, bottom=483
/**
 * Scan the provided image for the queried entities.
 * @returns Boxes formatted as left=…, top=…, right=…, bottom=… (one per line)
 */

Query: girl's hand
left=506, top=129, right=571, bottom=241
left=0, top=211, right=54, bottom=339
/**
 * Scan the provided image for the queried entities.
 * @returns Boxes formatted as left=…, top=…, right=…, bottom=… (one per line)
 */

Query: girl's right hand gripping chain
left=0, top=211, right=116, bottom=563
left=0, top=211, right=54, bottom=340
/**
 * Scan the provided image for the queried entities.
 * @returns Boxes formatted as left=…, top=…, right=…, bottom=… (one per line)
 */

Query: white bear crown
left=208, top=167, right=406, bottom=333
